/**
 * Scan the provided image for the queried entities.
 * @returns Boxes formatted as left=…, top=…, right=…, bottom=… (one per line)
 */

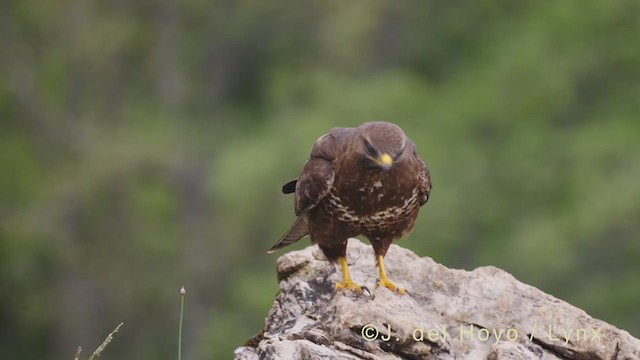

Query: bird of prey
left=269, top=121, right=432, bottom=294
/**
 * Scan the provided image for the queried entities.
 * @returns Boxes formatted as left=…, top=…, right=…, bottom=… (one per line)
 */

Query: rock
left=234, top=239, right=640, bottom=360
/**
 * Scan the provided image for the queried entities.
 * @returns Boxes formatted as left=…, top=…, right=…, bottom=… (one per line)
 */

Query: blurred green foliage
left=1, top=0, right=639, bottom=359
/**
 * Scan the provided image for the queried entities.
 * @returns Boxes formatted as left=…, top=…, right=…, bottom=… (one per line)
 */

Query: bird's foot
left=335, top=280, right=364, bottom=294
left=376, top=278, right=406, bottom=295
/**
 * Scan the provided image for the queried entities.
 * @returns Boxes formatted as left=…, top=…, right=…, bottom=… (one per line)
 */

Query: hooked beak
left=377, top=153, right=393, bottom=170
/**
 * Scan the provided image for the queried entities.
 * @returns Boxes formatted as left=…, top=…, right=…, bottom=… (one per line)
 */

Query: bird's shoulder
left=309, top=127, right=356, bottom=161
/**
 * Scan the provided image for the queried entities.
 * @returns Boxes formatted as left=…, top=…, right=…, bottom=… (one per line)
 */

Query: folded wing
left=268, top=128, right=354, bottom=253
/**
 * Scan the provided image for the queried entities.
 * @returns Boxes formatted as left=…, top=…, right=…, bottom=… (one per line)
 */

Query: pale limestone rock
left=235, top=239, right=640, bottom=360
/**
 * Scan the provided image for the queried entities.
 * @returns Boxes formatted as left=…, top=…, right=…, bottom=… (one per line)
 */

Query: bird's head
left=356, top=121, right=408, bottom=171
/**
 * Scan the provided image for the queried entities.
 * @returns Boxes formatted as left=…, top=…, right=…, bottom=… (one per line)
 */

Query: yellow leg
left=335, top=257, right=363, bottom=293
left=376, top=255, right=405, bottom=294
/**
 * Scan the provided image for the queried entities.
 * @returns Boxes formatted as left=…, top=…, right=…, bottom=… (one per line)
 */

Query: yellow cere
left=379, top=153, right=393, bottom=166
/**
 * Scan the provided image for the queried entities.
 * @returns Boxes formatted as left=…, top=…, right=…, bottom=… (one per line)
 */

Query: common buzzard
left=269, top=121, right=432, bottom=294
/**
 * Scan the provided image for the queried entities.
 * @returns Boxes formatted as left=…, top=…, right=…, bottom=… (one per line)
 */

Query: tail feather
left=268, top=216, right=309, bottom=253
left=282, top=179, right=297, bottom=194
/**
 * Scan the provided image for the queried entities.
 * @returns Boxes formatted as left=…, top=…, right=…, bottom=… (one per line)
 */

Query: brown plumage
left=269, top=121, right=432, bottom=294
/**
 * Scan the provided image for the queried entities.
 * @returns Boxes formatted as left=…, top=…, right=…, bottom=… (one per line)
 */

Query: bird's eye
left=365, top=141, right=376, bottom=156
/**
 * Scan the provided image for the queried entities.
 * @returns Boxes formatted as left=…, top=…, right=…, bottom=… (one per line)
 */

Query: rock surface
left=234, top=239, right=640, bottom=360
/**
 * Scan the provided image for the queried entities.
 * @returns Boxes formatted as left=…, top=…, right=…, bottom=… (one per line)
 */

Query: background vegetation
left=1, top=1, right=639, bottom=359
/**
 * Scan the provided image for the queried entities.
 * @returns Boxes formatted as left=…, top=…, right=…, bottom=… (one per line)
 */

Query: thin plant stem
left=178, top=286, right=186, bottom=360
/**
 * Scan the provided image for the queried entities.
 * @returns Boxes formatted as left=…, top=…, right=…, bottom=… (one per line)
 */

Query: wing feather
left=411, top=141, right=432, bottom=206
left=294, top=127, right=354, bottom=215
left=267, top=216, right=309, bottom=253
left=418, top=162, right=432, bottom=206
left=269, top=127, right=354, bottom=252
